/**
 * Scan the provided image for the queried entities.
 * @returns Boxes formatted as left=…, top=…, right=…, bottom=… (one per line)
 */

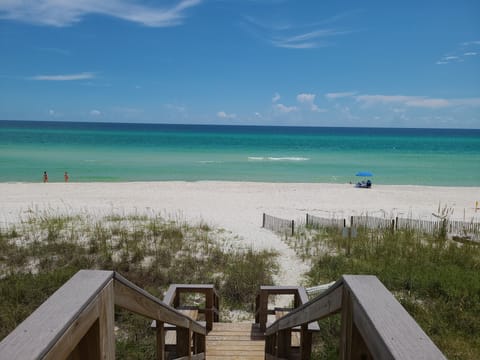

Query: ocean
left=1, top=120, right=479, bottom=186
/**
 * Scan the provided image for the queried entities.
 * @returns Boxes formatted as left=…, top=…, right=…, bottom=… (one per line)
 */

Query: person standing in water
left=64, top=171, right=69, bottom=182
left=43, top=171, right=48, bottom=182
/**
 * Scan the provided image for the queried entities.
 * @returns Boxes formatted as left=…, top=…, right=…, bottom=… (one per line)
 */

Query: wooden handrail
left=163, top=284, right=220, bottom=331
left=0, top=270, right=207, bottom=360
left=264, top=275, right=447, bottom=360
left=255, top=285, right=320, bottom=333
left=114, top=275, right=207, bottom=336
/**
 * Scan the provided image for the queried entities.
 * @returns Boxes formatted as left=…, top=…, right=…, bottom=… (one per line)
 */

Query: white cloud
left=274, top=103, right=297, bottom=113
left=436, top=40, right=480, bottom=64
left=271, top=29, right=351, bottom=49
left=296, top=93, right=324, bottom=112
left=296, top=93, right=315, bottom=103
left=243, top=13, right=353, bottom=49
left=462, top=40, right=480, bottom=46
left=452, top=98, right=480, bottom=106
left=404, top=98, right=451, bottom=108
left=31, top=72, right=95, bottom=81
left=272, top=92, right=281, bottom=103
left=356, top=94, right=419, bottom=106
left=90, top=109, right=101, bottom=116
left=217, top=111, right=236, bottom=119
left=0, top=0, right=202, bottom=27
left=325, top=91, right=356, bottom=100
left=355, top=94, right=480, bottom=109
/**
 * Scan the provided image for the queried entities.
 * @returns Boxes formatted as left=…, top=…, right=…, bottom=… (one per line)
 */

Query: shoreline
left=2, top=179, right=480, bottom=188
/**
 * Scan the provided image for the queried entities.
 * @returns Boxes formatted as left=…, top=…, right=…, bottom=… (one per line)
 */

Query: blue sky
left=0, top=0, right=479, bottom=128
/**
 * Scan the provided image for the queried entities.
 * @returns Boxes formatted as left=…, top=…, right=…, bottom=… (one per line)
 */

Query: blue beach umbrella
left=356, top=171, right=373, bottom=177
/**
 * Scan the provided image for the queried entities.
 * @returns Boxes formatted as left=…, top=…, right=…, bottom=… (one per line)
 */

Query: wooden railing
left=163, top=284, right=220, bottom=331
left=264, top=275, right=447, bottom=360
left=255, top=286, right=320, bottom=359
left=0, top=270, right=207, bottom=360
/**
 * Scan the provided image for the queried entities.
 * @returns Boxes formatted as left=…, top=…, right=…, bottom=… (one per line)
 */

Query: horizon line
left=1, top=119, right=479, bottom=131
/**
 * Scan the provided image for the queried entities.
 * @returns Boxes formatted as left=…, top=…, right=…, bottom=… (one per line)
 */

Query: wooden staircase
left=0, top=271, right=448, bottom=360
left=206, top=322, right=265, bottom=360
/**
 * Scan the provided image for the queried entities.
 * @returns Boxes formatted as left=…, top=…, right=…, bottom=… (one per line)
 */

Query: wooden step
left=206, top=323, right=265, bottom=360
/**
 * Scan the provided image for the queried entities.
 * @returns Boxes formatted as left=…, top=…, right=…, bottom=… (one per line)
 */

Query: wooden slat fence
left=306, top=214, right=345, bottom=229
left=262, top=212, right=479, bottom=240
left=262, top=213, right=294, bottom=236
left=447, top=220, right=480, bottom=240
left=351, top=215, right=394, bottom=230
left=396, top=217, right=444, bottom=234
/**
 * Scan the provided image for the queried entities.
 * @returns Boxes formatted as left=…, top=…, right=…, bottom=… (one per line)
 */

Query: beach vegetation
left=289, top=223, right=480, bottom=360
left=0, top=211, right=278, bottom=359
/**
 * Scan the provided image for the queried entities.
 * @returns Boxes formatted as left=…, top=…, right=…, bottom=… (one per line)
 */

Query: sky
left=0, top=0, right=479, bottom=128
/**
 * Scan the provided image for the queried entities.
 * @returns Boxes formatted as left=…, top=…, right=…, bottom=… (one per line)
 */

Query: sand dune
left=1, top=181, right=479, bottom=287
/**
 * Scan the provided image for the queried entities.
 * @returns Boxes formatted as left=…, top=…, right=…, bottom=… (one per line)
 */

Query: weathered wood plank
left=46, top=280, right=115, bottom=360
left=343, top=275, right=447, bottom=360
left=173, top=352, right=205, bottom=360
left=113, top=277, right=205, bottom=335
left=99, top=281, right=115, bottom=360
left=266, top=282, right=343, bottom=335
left=206, top=322, right=265, bottom=359
left=0, top=270, right=114, bottom=360
left=157, top=321, right=166, bottom=360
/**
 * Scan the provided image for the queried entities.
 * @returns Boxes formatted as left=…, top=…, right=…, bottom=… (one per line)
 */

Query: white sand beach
left=1, top=182, right=479, bottom=287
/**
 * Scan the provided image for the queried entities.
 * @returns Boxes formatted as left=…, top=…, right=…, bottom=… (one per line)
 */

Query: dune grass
left=287, top=224, right=480, bottom=360
left=0, top=211, right=278, bottom=359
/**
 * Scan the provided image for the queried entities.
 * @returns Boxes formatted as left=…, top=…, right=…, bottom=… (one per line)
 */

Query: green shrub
left=295, top=225, right=480, bottom=360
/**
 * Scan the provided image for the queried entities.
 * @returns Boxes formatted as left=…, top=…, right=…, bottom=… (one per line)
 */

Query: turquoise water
left=1, top=121, right=479, bottom=185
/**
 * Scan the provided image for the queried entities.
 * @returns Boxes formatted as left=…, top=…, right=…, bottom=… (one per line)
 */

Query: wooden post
left=206, top=288, right=213, bottom=331
left=262, top=213, right=266, bottom=228
left=156, top=321, right=165, bottom=360
left=391, top=219, right=395, bottom=233
left=350, top=216, right=354, bottom=227
left=193, top=333, right=205, bottom=354
left=173, top=292, right=180, bottom=308
left=306, top=213, right=309, bottom=226
left=339, top=288, right=353, bottom=360
left=276, top=328, right=291, bottom=358
left=176, top=327, right=190, bottom=358
left=99, top=282, right=115, bottom=360
left=266, top=333, right=276, bottom=355
left=214, top=292, right=220, bottom=322
left=291, top=220, right=295, bottom=236
left=300, top=324, right=312, bottom=360
left=259, top=290, right=268, bottom=332
left=343, top=218, right=346, bottom=228
left=347, top=227, right=351, bottom=256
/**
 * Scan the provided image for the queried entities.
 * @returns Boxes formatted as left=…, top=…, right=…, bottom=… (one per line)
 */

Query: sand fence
left=262, top=212, right=480, bottom=241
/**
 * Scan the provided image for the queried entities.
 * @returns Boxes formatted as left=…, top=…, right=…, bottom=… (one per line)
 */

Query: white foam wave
left=248, top=156, right=310, bottom=161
